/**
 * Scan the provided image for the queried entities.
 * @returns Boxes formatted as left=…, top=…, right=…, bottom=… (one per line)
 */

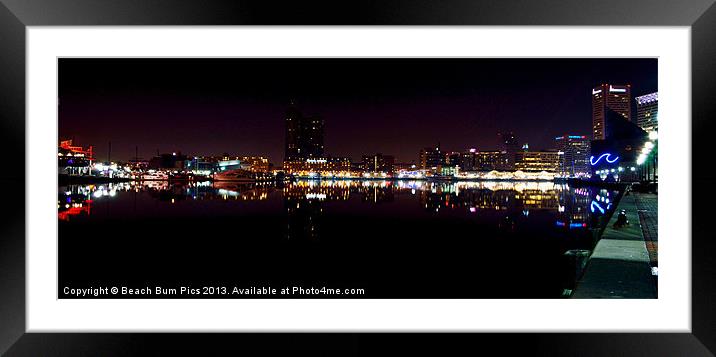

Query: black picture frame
left=1, top=0, right=713, bottom=355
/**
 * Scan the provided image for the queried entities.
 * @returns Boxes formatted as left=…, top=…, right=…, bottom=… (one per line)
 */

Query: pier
left=572, top=190, right=658, bottom=298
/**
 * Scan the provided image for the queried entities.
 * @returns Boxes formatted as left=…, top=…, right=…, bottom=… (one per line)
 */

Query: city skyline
left=59, top=58, right=657, bottom=164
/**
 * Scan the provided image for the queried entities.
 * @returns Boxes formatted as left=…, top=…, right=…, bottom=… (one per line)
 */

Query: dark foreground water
left=59, top=180, right=621, bottom=299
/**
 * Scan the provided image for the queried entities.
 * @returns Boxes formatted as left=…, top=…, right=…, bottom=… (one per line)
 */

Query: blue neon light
left=590, top=200, right=605, bottom=214
left=590, top=153, right=620, bottom=166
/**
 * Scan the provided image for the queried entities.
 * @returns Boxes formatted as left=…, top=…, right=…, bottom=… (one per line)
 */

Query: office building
left=285, top=103, right=324, bottom=161
left=446, top=152, right=462, bottom=167
left=592, top=83, right=631, bottom=140
left=474, top=151, right=510, bottom=171
left=499, top=132, right=520, bottom=169
left=460, top=149, right=477, bottom=171
left=514, top=150, right=561, bottom=172
left=419, top=145, right=443, bottom=169
left=635, top=92, right=658, bottom=133
left=362, top=153, right=395, bottom=174
left=555, top=135, right=591, bottom=177
left=240, top=156, right=271, bottom=173
left=283, top=157, right=352, bottom=177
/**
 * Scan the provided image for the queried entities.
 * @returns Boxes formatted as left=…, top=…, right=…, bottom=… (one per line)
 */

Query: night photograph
left=57, top=58, right=658, bottom=299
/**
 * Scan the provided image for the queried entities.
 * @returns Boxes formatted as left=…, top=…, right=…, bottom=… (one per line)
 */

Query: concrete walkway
left=634, top=193, right=658, bottom=268
left=571, top=193, right=657, bottom=299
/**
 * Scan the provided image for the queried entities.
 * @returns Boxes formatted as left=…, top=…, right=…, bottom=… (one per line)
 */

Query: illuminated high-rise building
left=499, top=132, right=520, bottom=169
left=592, top=84, right=631, bottom=140
left=474, top=151, right=510, bottom=171
left=555, top=135, right=590, bottom=177
left=284, top=102, right=324, bottom=161
left=419, top=144, right=443, bottom=169
left=635, top=92, right=658, bottom=133
left=499, top=132, right=520, bottom=153
left=239, top=156, right=271, bottom=173
left=514, top=150, right=560, bottom=172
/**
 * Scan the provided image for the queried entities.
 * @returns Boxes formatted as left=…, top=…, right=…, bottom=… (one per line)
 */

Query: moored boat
left=140, top=170, right=169, bottom=180
left=213, top=168, right=255, bottom=182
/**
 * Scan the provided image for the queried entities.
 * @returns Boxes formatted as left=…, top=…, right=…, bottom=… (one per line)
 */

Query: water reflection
left=58, top=185, right=94, bottom=221
left=59, top=180, right=619, bottom=228
left=58, top=179, right=623, bottom=298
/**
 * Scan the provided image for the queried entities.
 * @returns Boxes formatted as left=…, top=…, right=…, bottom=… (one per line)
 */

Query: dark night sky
left=59, top=58, right=657, bottom=164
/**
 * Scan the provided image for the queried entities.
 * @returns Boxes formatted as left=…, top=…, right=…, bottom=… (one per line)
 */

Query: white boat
left=213, top=169, right=255, bottom=182
left=140, top=170, right=169, bottom=180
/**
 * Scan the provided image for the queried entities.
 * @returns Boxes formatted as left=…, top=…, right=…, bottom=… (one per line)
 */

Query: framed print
left=1, top=0, right=715, bottom=355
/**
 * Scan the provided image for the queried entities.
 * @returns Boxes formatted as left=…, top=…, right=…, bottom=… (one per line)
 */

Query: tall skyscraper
left=419, top=144, right=443, bottom=169
left=592, top=84, right=631, bottom=140
left=555, top=135, right=590, bottom=177
left=635, top=92, right=658, bottom=133
left=499, top=132, right=520, bottom=170
left=284, top=103, right=325, bottom=161
left=500, top=132, right=520, bottom=153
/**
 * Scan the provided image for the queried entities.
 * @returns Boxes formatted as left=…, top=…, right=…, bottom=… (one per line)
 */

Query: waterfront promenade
left=635, top=194, right=659, bottom=269
left=572, top=191, right=658, bottom=299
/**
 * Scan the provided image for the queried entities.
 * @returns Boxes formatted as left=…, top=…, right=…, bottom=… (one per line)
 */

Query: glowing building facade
left=240, top=156, right=271, bottom=173
left=419, top=145, right=443, bottom=170
left=635, top=92, right=658, bottom=133
left=555, top=135, right=591, bottom=177
left=592, top=83, right=631, bottom=140
left=514, top=151, right=560, bottom=172
left=283, top=157, right=352, bottom=177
